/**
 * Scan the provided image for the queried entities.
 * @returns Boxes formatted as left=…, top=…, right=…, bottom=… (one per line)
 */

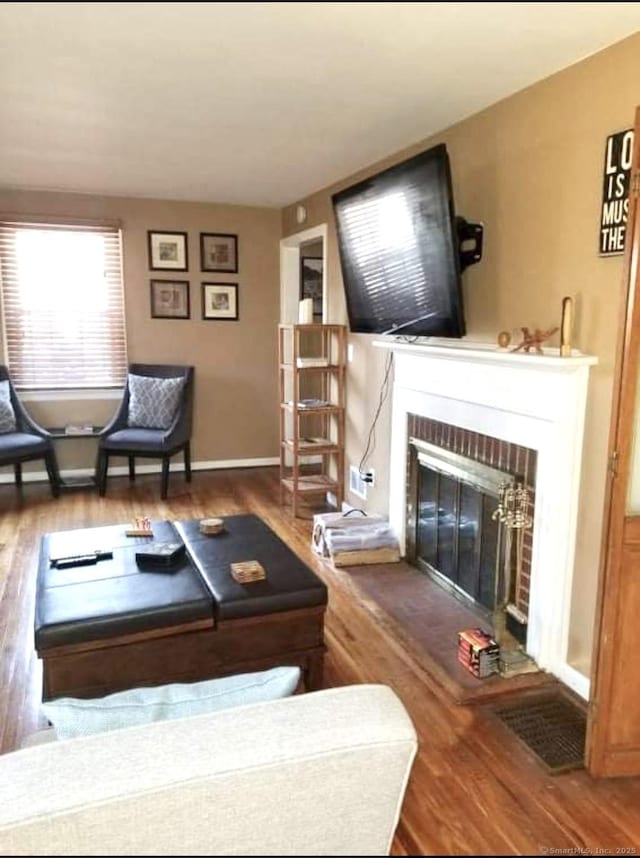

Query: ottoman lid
left=35, top=520, right=213, bottom=651
left=174, top=514, right=327, bottom=621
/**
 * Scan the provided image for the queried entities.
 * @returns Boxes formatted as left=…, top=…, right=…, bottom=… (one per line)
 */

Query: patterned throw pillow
left=0, top=380, right=16, bottom=434
left=127, top=374, right=185, bottom=429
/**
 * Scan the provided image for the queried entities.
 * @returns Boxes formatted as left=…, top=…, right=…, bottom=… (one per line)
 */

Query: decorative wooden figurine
left=125, top=516, right=153, bottom=537
left=511, top=326, right=559, bottom=355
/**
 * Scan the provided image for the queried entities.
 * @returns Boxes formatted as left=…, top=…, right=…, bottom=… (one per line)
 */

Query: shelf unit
left=278, top=323, right=346, bottom=517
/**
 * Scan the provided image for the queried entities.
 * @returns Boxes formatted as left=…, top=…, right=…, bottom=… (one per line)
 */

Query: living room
left=2, top=3, right=640, bottom=855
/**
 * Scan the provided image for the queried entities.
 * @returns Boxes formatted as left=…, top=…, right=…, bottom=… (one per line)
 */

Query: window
left=0, top=220, right=127, bottom=389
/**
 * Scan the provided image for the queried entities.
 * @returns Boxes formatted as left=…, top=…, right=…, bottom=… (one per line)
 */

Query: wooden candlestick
left=560, top=296, right=573, bottom=357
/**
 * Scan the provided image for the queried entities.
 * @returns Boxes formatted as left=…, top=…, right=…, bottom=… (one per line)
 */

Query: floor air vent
left=492, top=692, right=586, bottom=774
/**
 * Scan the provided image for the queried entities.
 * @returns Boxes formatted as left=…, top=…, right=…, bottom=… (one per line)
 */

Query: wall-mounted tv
left=332, top=143, right=482, bottom=338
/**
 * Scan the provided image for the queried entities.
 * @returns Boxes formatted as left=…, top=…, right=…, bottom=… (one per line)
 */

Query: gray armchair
left=96, top=364, right=194, bottom=499
left=0, top=366, right=60, bottom=498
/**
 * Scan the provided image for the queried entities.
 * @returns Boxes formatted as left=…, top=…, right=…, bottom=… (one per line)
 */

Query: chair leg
left=14, top=463, right=22, bottom=488
left=44, top=451, right=61, bottom=499
left=93, top=449, right=102, bottom=493
left=97, top=451, right=109, bottom=496
left=184, top=442, right=191, bottom=483
left=128, top=457, right=136, bottom=482
left=161, top=457, right=170, bottom=500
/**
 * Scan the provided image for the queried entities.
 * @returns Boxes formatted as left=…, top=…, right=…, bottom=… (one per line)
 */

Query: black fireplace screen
left=409, top=440, right=513, bottom=613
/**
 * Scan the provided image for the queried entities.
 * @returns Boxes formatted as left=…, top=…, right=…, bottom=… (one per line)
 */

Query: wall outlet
left=362, top=468, right=375, bottom=487
left=349, top=465, right=368, bottom=500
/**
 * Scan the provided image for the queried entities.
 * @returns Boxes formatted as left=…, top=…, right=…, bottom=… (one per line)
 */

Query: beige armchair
left=0, top=685, right=417, bottom=856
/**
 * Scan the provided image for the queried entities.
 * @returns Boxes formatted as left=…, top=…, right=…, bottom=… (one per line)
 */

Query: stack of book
left=457, top=628, right=500, bottom=678
left=64, top=423, right=94, bottom=435
left=288, top=398, right=330, bottom=409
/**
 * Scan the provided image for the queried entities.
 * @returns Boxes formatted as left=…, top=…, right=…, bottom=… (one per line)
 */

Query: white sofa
left=0, top=684, right=417, bottom=856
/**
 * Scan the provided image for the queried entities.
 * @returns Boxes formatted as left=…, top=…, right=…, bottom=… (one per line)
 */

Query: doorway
left=280, top=224, right=327, bottom=323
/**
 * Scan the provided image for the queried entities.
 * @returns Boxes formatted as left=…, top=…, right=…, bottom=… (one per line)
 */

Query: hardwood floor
left=1, top=466, right=640, bottom=854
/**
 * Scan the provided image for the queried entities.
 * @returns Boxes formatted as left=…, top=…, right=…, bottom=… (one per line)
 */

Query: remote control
left=55, top=555, right=99, bottom=569
left=50, top=549, right=113, bottom=567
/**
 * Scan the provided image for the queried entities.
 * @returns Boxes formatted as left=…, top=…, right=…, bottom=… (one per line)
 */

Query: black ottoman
left=35, top=515, right=327, bottom=700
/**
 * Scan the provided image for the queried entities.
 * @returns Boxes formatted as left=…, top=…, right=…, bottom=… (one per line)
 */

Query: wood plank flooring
left=1, top=466, right=640, bottom=855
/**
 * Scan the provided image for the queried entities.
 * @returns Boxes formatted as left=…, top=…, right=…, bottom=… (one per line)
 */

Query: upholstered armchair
left=0, top=685, right=417, bottom=857
left=0, top=366, right=60, bottom=498
left=96, top=364, right=194, bottom=499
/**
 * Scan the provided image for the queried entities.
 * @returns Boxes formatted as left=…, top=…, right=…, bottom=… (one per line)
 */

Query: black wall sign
left=599, top=128, right=634, bottom=256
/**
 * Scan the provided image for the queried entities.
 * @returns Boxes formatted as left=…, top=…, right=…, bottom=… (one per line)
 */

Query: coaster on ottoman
left=200, top=517, right=225, bottom=535
left=230, top=560, right=266, bottom=584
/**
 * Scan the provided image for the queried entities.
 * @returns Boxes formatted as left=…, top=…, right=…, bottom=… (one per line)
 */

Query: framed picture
left=150, top=280, right=190, bottom=319
left=148, top=231, right=189, bottom=271
left=200, top=232, right=238, bottom=273
left=300, top=256, right=323, bottom=321
left=202, top=283, right=238, bottom=321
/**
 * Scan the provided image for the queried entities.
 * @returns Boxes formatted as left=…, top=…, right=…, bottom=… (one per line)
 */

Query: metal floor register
left=492, top=692, right=587, bottom=774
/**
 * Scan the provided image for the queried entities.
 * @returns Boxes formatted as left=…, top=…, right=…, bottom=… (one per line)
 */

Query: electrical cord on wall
left=358, top=350, right=394, bottom=477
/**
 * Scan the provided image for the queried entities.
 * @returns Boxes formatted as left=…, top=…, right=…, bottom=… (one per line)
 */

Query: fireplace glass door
left=409, top=440, right=513, bottom=613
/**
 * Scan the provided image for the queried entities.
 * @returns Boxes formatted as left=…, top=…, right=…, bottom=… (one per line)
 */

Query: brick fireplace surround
left=375, top=338, right=597, bottom=700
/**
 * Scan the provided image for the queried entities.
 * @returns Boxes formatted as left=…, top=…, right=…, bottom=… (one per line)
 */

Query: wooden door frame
left=587, top=106, right=640, bottom=775
left=279, top=224, right=328, bottom=324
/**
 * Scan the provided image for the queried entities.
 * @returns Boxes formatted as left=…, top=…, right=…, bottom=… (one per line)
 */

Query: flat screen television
left=332, top=143, right=481, bottom=338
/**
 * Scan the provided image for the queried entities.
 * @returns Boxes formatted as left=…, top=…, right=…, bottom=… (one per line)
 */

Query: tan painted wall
left=301, top=239, right=323, bottom=257
left=0, top=189, right=281, bottom=473
left=282, top=31, right=640, bottom=678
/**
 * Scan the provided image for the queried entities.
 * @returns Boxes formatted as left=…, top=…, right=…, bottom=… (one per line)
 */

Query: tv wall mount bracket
left=456, top=217, right=484, bottom=272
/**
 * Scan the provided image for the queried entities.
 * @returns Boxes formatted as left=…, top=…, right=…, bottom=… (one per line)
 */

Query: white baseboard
left=0, top=456, right=279, bottom=485
left=558, top=661, right=591, bottom=701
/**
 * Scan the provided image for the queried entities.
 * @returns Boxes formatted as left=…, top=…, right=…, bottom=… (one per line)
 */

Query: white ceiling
left=1, top=2, right=639, bottom=208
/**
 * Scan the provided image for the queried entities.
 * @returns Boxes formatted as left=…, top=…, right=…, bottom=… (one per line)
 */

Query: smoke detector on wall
left=295, top=204, right=307, bottom=225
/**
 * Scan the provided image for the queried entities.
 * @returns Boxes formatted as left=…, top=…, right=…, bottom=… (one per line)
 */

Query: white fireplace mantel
left=373, top=337, right=597, bottom=371
left=373, top=338, right=598, bottom=699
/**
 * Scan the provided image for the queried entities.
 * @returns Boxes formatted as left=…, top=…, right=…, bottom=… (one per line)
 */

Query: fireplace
left=405, top=423, right=537, bottom=645
left=375, top=337, right=597, bottom=699
left=409, top=440, right=504, bottom=613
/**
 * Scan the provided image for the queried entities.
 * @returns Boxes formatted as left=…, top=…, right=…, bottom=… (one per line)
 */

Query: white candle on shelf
left=299, top=298, right=314, bottom=323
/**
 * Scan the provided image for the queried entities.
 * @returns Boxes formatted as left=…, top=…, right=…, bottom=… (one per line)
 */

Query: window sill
left=20, top=388, right=124, bottom=402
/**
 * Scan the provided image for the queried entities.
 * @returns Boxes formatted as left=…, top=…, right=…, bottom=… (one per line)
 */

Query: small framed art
left=150, top=280, right=190, bottom=319
left=300, top=256, right=323, bottom=322
left=148, top=230, right=189, bottom=271
left=202, top=283, right=238, bottom=321
left=200, top=233, right=238, bottom=273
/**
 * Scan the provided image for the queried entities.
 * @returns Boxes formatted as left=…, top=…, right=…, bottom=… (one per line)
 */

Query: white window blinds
left=0, top=220, right=127, bottom=389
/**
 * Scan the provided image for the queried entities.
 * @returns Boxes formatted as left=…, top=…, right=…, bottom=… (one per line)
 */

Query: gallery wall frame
left=149, top=279, right=190, bottom=319
left=200, top=232, right=238, bottom=273
left=202, top=282, right=239, bottom=321
left=148, top=230, right=189, bottom=271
